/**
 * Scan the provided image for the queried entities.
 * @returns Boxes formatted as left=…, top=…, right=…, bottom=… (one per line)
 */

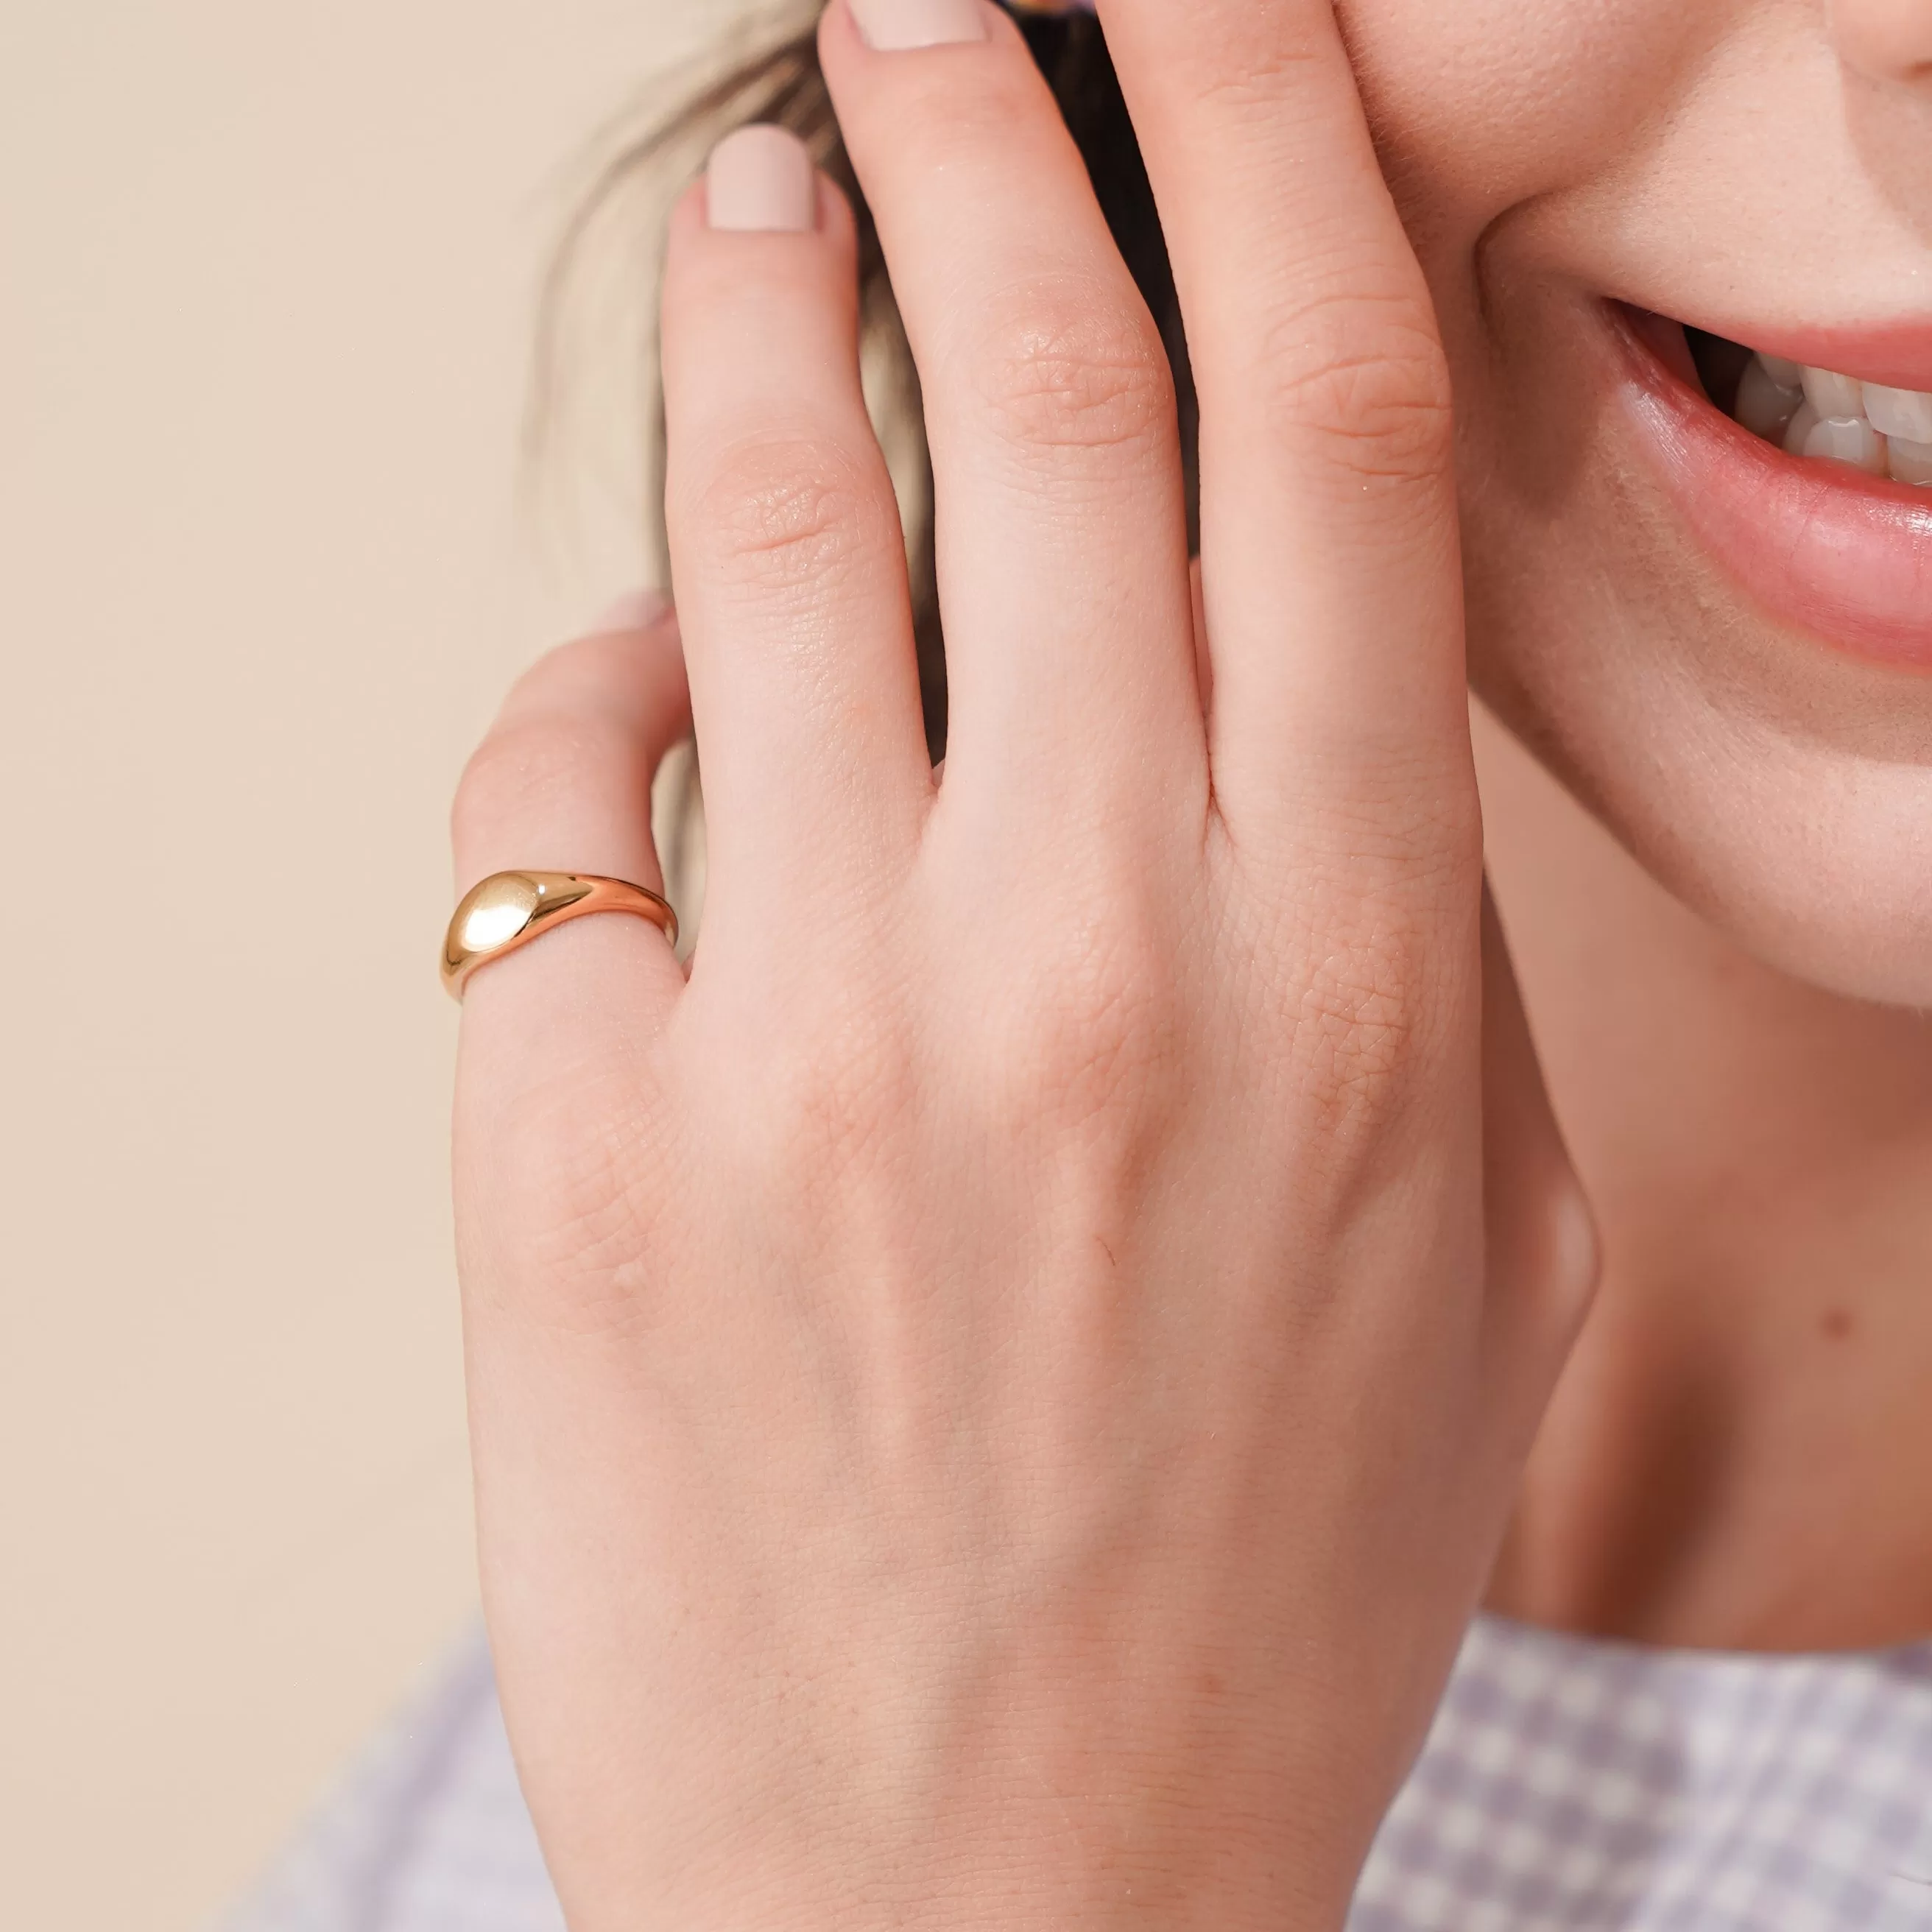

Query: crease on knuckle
left=468, top=1063, right=666, bottom=1338
left=1292, top=771, right=1485, bottom=883
left=1286, top=894, right=1444, bottom=1142
left=983, top=910, right=1185, bottom=1151
left=1140, top=4, right=1331, bottom=105
left=1177, top=40, right=1329, bottom=120
left=964, top=278, right=1175, bottom=464
left=683, top=435, right=884, bottom=597
left=453, top=716, right=628, bottom=851
left=751, top=1004, right=917, bottom=1191
left=1254, top=291, right=1453, bottom=490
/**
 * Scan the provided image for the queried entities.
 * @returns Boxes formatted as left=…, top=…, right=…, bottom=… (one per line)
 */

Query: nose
left=1831, top=0, right=1932, bottom=91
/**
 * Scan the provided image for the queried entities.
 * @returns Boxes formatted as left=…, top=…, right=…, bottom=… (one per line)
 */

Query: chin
left=1445, top=278, right=1932, bottom=1010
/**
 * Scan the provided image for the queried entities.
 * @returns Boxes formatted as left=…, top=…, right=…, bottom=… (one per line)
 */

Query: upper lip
left=1657, top=314, right=1932, bottom=394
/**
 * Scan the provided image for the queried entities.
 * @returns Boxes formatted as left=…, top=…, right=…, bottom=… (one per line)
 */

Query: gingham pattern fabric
left=1355, top=1618, right=1932, bottom=1931
left=221, top=1615, right=1932, bottom=1931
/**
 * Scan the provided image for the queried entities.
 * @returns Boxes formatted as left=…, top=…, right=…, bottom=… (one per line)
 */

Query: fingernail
left=705, top=125, right=818, bottom=233
left=848, top=0, right=987, bottom=52
left=585, top=589, right=669, bottom=636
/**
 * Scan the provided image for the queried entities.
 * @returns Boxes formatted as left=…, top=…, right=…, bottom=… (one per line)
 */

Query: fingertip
left=706, top=124, right=819, bottom=235
left=821, top=0, right=1017, bottom=65
left=490, top=602, right=685, bottom=766
left=585, top=588, right=671, bottom=639
left=663, top=147, right=854, bottom=284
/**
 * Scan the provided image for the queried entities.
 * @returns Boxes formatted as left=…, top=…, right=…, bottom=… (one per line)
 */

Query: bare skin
left=1479, top=704, right=1932, bottom=1652
left=1313, top=0, right=1932, bottom=1653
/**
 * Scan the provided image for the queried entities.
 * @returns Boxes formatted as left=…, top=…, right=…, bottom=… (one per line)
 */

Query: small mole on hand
left=1821, top=1307, right=1854, bottom=1340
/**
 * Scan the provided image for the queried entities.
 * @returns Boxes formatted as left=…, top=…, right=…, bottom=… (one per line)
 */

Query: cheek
left=1336, top=0, right=1716, bottom=250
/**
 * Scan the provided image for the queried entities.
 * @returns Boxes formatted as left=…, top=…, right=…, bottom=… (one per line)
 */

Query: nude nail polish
left=847, top=0, right=987, bottom=52
left=705, top=125, right=817, bottom=234
left=585, top=590, right=669, bottom=637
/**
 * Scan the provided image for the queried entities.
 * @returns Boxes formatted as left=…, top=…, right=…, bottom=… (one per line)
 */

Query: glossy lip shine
left=1610, top=306, right=1932, bottom=673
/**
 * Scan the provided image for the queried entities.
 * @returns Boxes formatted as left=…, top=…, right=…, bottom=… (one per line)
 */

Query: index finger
left=1098, top=0, right=1473, bottom=855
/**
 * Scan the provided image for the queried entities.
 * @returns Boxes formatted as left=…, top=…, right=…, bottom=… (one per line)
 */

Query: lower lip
left=1609, top=306, right=1932, bottom=674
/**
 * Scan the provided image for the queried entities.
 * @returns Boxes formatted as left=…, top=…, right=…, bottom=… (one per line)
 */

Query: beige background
left=0, top=3, right=755, bottom=1924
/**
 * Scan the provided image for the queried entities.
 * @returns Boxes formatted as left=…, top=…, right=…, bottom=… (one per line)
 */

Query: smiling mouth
left=1685, top=331, right=1932, bottom=488
left=1611, top=307, right=1932, bottom=671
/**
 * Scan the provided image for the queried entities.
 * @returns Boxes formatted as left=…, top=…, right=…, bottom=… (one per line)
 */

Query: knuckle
left=1102, top=0, right=1330, bottom=124
left=1256, top=290, right=1454, bottom=489
left=451, top=715, right=616, bottom=852
left=461, top=1059, right=669, bottom=1337
left=750, top=997, right=918, bottom=1185
left=1283, top=882, right=1454, bottom=1138
left=964, top=278, right=1175, bottom=464
left=680, top=435, right=886, bottom=598
left=1168, top=44, right=1328, bottom=128
left=1297, top=931, right=1422, bottom=1092
left=982, top=898, right=1187, bottom=1144
left=1297, top=761, right=1486, bottom=881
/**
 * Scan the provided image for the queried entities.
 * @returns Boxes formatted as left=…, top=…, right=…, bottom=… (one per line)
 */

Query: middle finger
left=821, top=0, right=1205, bottom=837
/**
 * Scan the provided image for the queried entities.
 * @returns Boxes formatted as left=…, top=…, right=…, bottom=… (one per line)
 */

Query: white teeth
left=1800, top=364, right=1867, bottom=420
left=1735, top=359, right=1803, bottom=440
left=1889, top=437, right=1932, bottom=487
left=1794, top=411, right=1890, bottom=476
left=1861, top=383, right=1932, bottom=445
left=1732, top=349, right=1932, bottom=487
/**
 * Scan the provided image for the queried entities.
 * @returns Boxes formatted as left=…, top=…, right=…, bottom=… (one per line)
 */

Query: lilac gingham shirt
left=222, top=1614, right=1932, bottom=1930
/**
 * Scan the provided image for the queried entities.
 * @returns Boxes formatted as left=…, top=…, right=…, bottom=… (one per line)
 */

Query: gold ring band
left=442, top=871, right=678, bottom=1000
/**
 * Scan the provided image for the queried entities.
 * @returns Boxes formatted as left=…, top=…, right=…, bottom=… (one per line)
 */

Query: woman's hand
left=450, top=2, right=1596, bottom=1926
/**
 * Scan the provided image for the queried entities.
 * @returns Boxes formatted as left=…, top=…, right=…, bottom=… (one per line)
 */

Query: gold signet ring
left=441, top=872, right=678, bottom=1000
